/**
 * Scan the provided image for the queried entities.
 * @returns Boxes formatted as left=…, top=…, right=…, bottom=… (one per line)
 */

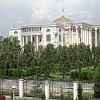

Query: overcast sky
left=0, top=0, right=100, bottom=37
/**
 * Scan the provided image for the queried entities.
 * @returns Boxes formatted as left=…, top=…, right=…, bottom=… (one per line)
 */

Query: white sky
left=0, top=0, right=100, bottom=37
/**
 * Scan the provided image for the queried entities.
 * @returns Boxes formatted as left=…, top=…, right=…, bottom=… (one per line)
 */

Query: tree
left=77, top=82, right=83, bottom=100
left=85, top=45, right=92, bottom=69
left=58, top=46, right=70, bottom=79
left=77, top=43, right=87, bottom=72
left=94, top=65, right=100, bottom=98
left=71, top=44, right=78, bottom=71
left=41, top=44, right=55, bottom=79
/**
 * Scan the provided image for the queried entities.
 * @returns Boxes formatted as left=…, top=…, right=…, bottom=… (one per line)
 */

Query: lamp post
left=12, top=86, right=16, bottom=100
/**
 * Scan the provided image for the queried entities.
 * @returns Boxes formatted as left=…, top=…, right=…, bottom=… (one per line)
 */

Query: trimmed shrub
left=77, top=83, right=83, bottom=100
left=94, top=82, right=100, bottom=98
left=71, top=71, right=94, bottom=81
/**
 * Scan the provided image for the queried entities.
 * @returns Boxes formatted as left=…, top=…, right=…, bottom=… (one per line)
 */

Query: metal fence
left=0, top=79, right=94, bottom=98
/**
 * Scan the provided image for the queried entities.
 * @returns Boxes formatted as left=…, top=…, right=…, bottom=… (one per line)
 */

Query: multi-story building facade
left=9, top=16, right=100, bottom=50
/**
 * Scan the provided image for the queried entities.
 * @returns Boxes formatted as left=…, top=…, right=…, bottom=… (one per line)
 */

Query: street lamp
left=12, top=86, right=16, bottom=100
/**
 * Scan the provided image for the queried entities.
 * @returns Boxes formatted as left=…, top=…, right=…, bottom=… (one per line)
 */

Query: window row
left=46, top=35, right=61, bottom=42
left=21, top=27, right=41, bottom=32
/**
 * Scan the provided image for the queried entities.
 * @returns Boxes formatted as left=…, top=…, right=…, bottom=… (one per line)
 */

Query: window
left=40, top=38, right=42, bottom=42
left=73, top=27, right=76, bottom=32
left=55, top=34, right=57, bottom=38
left=46, top=29, right=51, bottom=32
left=32, top=37, right=34, bottom=42
left=46, top=35, right=51, bottom=41
left=29, top=27, right=31, bottom=32
left=59, top=29, right=61, bottom=32
left=28, top=36, right=31, bottom=41
left=14, top=31, right=18, bottom=34
left=59, top=35, right=61, bottom=42
left=24, top=36, right=26, bottom=43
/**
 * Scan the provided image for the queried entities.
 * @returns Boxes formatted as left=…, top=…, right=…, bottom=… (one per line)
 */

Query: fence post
left=19, top=79, right=24, bottom=97
left=45, top=80, right=49, bottom=100
left=73, top=81, right=78, bottom=100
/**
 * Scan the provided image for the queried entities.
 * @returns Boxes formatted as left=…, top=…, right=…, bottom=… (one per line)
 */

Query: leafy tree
left=58, top=46, right=70, bottom=79
left=94, top=65, right=100, bottom=98
left=77, top=43, right=87, bottom=72
left=85, top=45, right=92, bottom=69
left=71, top=45, right=78, bottom=71
left=77, top=82, right=83, bottom=100
left=41, top=44, right=55, bottom=79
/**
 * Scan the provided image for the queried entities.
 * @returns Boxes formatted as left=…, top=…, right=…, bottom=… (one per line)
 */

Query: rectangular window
left=59, top=35, right=61, bottom=42
left=32, top=37, right=34, bottom=42
left=46, top=35, right=51, bottom=41
left=28, top=36, right=31, bottom=42
left=29, top=27, right=31, bottom=32
left=55, top=34, right=57, bottom=38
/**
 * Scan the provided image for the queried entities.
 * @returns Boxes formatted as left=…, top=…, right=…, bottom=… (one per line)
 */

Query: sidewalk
left=6, top=96, right=33, bottom=100
left=6, top=96, right=59, bottom=100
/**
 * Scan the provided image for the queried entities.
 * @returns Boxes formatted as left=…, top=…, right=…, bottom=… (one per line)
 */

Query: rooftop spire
left=62, top=8, right=64, bottom=16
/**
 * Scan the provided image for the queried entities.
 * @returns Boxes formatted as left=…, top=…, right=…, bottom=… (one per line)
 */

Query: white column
left=86, top=29, right=88, bottom=45
left=81, top=28, right=83, bottom=43
left=26, top=35, right=28, bottom=44
left=69, top=28, right=72, bottom=45
left=87, top=29, right=89, bottom=45
left=73, top=81, right=78, bottom=100
left=89, top=29, right=92, bottom=48
left=51, top=31, right=53, bottom=44
left=45, top=80, right=49, bottom=100
left=22, top=36, right=24, bottom=46
left=83, top=29, right=85, bottom=43
left=87, top=30, right=89, bottom=45
left=31, top=35, right=33, bottom=43
left=95, top=28, right=97, bottom=46
left=99, top=29, right=100, bottom=45
left=76, top=27, right=78, bottom=45
left=19, top=79, right=24, bottom=97
left=61, top=32, right=63, bottom=46
left=36, top=35, right=39, bottom=51
left=18, top=34, right=21, bottom=46
left=71, top=29, right=73, bottom=45
left=44, top=31, right=46, bottom=46
left=84, top=29, right=87, bottom=45
left=58, top=33, right=59, bottom=45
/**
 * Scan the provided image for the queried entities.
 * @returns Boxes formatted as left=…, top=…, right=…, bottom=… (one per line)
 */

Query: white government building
left=9, top=16, right=100, bottom=50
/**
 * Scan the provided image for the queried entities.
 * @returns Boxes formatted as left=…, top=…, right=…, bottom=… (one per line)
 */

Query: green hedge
left=6, top=66, right=43, bottom=78
left=71, top=71, right=94, bottom=81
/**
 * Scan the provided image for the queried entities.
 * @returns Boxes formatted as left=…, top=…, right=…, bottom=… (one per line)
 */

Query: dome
left=52, top=16, right=73, bottom=24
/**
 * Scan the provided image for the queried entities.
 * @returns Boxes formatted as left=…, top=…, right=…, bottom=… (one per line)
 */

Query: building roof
left=52, top=16, right=73, bottom=24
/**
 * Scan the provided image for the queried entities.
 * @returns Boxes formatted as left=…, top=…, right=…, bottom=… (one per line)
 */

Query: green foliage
left=57, top=46, right=70, bottom=79
left=71, top=71, right=94, bottom=81
left=94, top=67, right=100, bottom=98
left=82, top=93, right=89, bottom=100
left=41, top=43, right=55, bottom=78
left=60, top=90, right=73, bottom=100
left=0, top=37, right=100, bottom=81
left=77, top=83, right=83, bottom=100
left=30, top=87, right=45, bottom=100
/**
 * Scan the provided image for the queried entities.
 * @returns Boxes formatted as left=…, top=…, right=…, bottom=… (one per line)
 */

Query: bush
left=0, top=70, right=4, bottom=77
left=94, top=67, right=100, bottom=98
left=71, top=71, right=94, bottom=81
left=30, top=88, right=45, bottom=100
left=60, top=89, right=73, bottom=100
left=71, top=71, right=78, bottom=80
left=77, top=83, right=83, bottom=100
left=94, top=82, right=100, bottom=98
